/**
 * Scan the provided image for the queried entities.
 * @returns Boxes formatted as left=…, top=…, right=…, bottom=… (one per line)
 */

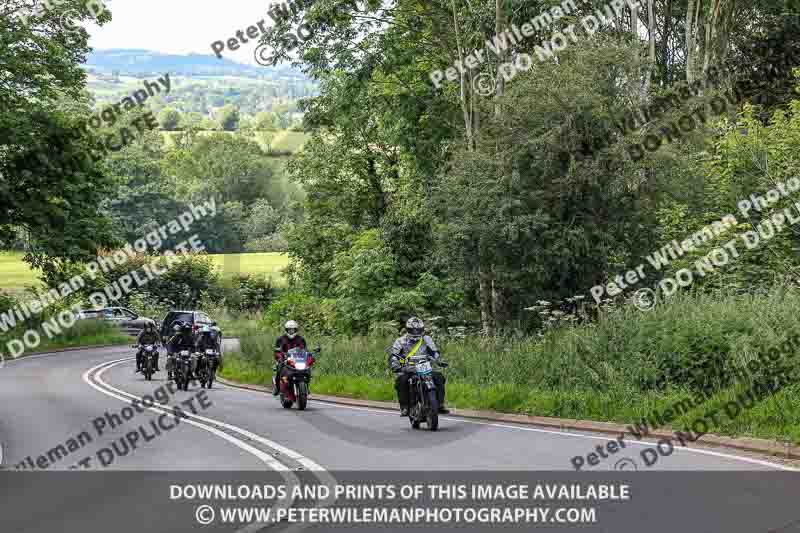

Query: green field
left=0, top=252, right=37, bottom=292
left=0, top=252, right=289, bottom=292
left=209, top=252, right=289, bottom=284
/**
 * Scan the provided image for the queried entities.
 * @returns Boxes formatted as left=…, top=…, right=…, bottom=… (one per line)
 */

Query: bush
left=226, top=285, right=800, bottom=442
left=218, top=275, right=277, bottom=313
left=263, top=291, right=337, bottom=336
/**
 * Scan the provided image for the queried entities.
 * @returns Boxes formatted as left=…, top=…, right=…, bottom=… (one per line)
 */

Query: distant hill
left=85, top=49, right=308, bottom=81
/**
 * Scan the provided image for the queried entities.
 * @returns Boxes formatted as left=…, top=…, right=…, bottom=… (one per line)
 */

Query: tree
left=255, top=111, right=278, bottom=131
left=158, top=107, right=182, bottom=131
left=0, top=0, right=116, bottom=277
left=217, top=105, right=240, bottom=131
left=162, top=133, right=279, bottom=207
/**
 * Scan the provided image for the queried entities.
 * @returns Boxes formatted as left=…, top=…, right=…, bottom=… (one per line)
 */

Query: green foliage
left=240, top=198, right=287, bottom=252
left=217, top=104, right=241, bottom=131
left=263, top=292, right=338, bottom=336
left=254, top=111, right=278, bottom=131
left=217, top=274, right=277, bottom=313
left=225, top=287, right=800, bottom=442
left=158, top=107, right=182, bottom=131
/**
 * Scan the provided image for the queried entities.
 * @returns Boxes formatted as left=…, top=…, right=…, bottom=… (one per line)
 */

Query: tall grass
left=0, top=319, right=130, bottom=358
left=221, top=287, right=800, bottom=442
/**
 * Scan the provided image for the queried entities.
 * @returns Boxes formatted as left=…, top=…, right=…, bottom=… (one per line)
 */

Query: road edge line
left=217, top=376, right=800, bottom=464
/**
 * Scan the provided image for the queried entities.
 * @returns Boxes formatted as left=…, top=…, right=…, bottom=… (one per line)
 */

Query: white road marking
left=9, top=346, right=795, bottom=471
left=83, top=358, right=291, bottom=471
left=91, top=358, right=325, bottom=471
left=85, top=357, right=337, bottom=533
left=294, top=393, right=800, bottom=472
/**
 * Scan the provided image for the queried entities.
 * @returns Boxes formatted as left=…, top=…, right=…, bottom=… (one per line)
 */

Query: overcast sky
left=88, top=0, right=277, bottom=65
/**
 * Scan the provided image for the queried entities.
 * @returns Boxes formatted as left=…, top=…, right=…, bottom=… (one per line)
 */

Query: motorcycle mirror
left=315, top=345, right=321, bottom=353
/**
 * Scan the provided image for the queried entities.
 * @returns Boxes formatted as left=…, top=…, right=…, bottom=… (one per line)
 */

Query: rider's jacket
left=168, top=332, right=194, bottom=353
left=137, top=330, right=159, bottom=346
left=197, top=332, right=218, bottom=352
left=275, top=335, right=306, bottom=361
left=389, top=334, right=440, bottom=369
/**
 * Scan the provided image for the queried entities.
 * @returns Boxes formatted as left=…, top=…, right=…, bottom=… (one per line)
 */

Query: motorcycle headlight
left=206, top=349, right=215, bottom=355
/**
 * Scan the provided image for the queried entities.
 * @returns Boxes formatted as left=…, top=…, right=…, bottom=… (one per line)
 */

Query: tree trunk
left=479, top=268, right=495, bottom=336
left=663, top=0, right=672, bottom=85
left=491, top=279, right=510, bottom=330
left=451, top=0, right=476, bottom=150
left=640, top=0, right=656, bottom=98
left=686, top=0, right=697, bottom=83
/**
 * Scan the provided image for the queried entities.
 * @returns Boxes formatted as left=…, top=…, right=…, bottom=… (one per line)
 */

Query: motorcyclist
left=135, top=322, right=160, bottom=373
left=389, top=317, right=449, bottom=416
left=272, top=320, right=306, bottom=396
left=166, top=321, right=196, bottom=381
left=196, top=324, right=222, bottom=375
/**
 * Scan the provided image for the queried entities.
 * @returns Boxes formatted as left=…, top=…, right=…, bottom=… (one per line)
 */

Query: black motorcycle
left=197, top=348, right=219, bottom=389
left=141, top=344, right=158, bottom=381
left=173, top=349, right=194, bottom=391
left=404, top=355, right=448, bottom=431
left=276, top=346, right=320, bottom=410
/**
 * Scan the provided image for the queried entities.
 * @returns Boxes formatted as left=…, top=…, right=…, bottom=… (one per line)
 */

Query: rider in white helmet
left=273, top=320, right=307, bottom=395
left=389, top=317, right=449, bottom=415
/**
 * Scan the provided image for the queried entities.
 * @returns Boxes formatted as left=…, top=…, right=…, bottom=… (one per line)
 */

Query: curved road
left=0, top=342, right=792, bottom=473
left=4, top=344, right=800, bottom=533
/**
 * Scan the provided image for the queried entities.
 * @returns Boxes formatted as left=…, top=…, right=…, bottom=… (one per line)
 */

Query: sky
left=87, top=0, right=279, bottom=65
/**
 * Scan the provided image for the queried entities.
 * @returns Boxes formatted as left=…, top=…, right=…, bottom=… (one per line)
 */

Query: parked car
left=75, top=307, right=156, bottom=336
left=159, top=310, right=223, bottom=354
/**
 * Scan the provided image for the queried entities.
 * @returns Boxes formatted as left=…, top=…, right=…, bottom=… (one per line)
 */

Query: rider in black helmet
left=135, top=322, right=161, bottom=372
left=388, top=317, right=449, bottom=416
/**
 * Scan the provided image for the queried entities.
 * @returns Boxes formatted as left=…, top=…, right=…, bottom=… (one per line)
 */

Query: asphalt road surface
left=2, top=344, right=799, bottom=533
left=0, top=342, right=795, bottom=473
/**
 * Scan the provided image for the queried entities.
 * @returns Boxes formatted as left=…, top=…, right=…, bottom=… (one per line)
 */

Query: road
left=0, top=342, right=793, bottom=473
left=2, top=344, right=799, bottom=533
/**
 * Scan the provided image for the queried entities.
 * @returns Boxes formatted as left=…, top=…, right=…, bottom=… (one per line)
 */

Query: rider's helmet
left=406, top=317, right=425, bottom=341
left=144, top=322, right=155, bottom=332
left=285, top=320, right=299, bottom=339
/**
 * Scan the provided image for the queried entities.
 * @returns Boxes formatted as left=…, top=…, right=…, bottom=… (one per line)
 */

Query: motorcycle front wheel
left=427, top=390, right=439, bottom=431
left=297, top=382, right=308, bottom=411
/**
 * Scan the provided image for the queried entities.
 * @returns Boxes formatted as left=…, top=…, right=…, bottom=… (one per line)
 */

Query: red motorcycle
left=275, top=346, right=320, bottom=410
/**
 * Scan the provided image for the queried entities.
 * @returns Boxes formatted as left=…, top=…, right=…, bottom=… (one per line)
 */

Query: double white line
left=84, top=357, right=338, bottom=532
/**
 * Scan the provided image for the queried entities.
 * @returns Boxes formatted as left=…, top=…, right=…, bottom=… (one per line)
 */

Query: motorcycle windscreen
left=291, top=352, right=308, bottom=370
left=415, top=360, right=433, bottom=375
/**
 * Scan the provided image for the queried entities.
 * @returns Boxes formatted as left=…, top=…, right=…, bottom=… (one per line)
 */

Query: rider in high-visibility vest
left=388, top=317, right=449, bottom=416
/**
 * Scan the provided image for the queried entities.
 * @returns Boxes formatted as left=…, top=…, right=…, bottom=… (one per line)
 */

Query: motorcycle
left=141, top=344, right=158, bottom=381
left=173, top=349, right=195, bottom=391
left=404, top=355, right=448, bottom=431
left=276, top=346, right=320, bottom=410
left=197, top=348, right=219, bottom=389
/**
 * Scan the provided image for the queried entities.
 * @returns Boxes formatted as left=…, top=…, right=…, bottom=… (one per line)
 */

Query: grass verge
left=220, top=286, right=800, bottom=444
left=1, top=320, right=131, bottom=360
